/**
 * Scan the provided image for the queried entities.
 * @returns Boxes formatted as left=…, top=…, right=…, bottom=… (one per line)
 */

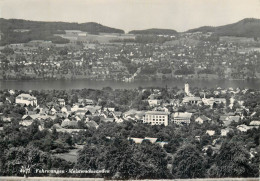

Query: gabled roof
left=86, top=121, right=98, bottom=129
left=196, top=115, right=211, bottom=121
left=16, top=93, right=36, bottom=100
left=250, top=121, right=260, bottom=126
left=22, top=115, right=33, bottom=120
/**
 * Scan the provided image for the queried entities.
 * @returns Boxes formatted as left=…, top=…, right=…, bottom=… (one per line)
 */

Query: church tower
left=184, top=82, right=190, bottom=96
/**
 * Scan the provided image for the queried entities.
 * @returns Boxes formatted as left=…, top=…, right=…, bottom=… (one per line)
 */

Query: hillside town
left=0, top=83, right=259, bottom=178
left=0, top=31, right=260, bottom=81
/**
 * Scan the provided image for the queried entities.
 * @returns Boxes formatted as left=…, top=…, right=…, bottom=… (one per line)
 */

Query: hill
left=0, top=18, right=124, bottom=45
left=186, top=18, right=260, bottom=37
left=129, top=28, right=178, bottom=35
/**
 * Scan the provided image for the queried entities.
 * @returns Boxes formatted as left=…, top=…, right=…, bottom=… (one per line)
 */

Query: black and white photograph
left=0, top=0, right=260, bottom=180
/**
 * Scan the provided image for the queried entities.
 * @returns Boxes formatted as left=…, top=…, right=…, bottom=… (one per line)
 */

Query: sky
left=0, top=0, right=260, bottom=32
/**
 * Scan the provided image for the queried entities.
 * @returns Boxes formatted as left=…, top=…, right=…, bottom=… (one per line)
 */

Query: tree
left=207, top=140, right=256, bottom=177
left=172, top=144, right=206, bottom=178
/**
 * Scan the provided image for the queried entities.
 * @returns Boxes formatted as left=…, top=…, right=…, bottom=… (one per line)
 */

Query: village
left=0, top=31, right=260, bottom=82
left=0, top=83, right=259, bottom=161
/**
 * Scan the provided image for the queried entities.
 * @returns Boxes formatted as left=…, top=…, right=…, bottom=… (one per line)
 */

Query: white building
left=184, top=83, right=190, bottom=95
left=143, top=111, right=170, bottom=126
left=195, top=115, right=211, bottom=124
left=148, top=99, right=162, bottom=107
left=183, top=96, right=202, bottom=105
left=16, top=94, right=37, bottom=106
left=202, top=96, right=226, bottom=108
left=58, top=99, right=65, bottom=106
left=172, top=112, right=192, bottom=125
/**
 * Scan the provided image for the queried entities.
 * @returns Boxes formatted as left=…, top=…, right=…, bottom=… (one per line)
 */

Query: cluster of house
left=0, top=83, right=259, bottom=138
left=2, top=33, right=260, bottom=81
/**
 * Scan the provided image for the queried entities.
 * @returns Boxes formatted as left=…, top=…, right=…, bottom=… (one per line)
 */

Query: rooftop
left=173, top=112, right=193, bottom=118
left=145, top=111, right=170, bottom=115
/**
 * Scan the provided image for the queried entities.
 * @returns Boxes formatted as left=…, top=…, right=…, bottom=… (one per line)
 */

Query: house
left=237, top=124, right=251, bottom=132
left=115, top=117, right=124, bottom=123
left=104, top=107, right=115, bottom=112
left=172, top=112, right=192, bottom=125
left=9, top=89, right=15, bottom=95
left=113, top=111, right=123, bottom=123
left=182, top=96, right=202, bottom=105
left=20, top=120, right=34, bottom=127
left=16, top=94, right=37, bottom=106
left=249, top=121, right=260, bottom=126
left=78, top=99, right=94, bottom=106
left=86, top=121, right=99, bottom=129
left=102, top=118, right=114, bottom=123
left=58, top=99, right=65, bottom=106
left=85, top=99, right=94, bottom=106
left=148, top=99, right=162, bottom=107
left=221, top=128, right=231, bottom=136
left=50, top=107, right=57, bottom=115
left=195, top=115, right=211, bottom=124
left=202, top=97, right=226, bottom=108
left=61, top=107, right=68, bottom=113
left=86, top=106, right=102, bottom=115
left=128, top=137, right=144, bottom=144
left=61, top=119, right=78, bottom=128
left=2, top=117, right=11, bottom=122
left=220, top=115, right=240, bottom=127
left=143, top=111, right=170, bottom=126
left=75, top=109, right=87, bottom=116
left=206, top=130, right=215, bottom=136
left=156, top=141, right=168, bottom=147
left=22, top=115, right=33, bottom=120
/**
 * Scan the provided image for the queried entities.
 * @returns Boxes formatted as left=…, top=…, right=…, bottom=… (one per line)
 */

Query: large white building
left=143, top=111, right=170, bottom=126
left=16, top=94, right=37, bottom=106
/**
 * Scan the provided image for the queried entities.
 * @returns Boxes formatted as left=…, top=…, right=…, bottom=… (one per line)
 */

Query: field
left=53, top=145, right=83, bottom=163
left=57, top=33, right=135, bottom=44
left=219, top=36, right=255, bottom=43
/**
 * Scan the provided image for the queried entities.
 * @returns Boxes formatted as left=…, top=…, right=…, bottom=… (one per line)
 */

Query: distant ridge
left=0, top=18, right=124, bottom=34
left=129, top=28, right=178, bottom=35
left=186, top=18, right=260, bottom=37
left=0, top=18, right=124, bottom=45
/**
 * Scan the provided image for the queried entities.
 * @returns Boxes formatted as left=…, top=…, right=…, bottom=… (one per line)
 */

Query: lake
left=0, top=79, right=260, bottom=90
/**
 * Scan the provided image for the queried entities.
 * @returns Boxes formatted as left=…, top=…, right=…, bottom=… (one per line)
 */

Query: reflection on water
left=0, top=79, right=260, bottom=90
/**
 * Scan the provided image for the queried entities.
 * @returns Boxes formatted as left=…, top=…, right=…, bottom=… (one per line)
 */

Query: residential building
left=58, top=99, right=65, bottom=106
left=172, top=112, right=192, bottom=125
left=143, top=111, right=170, bottom=126
left=16, top=93, right=37, bottom=106
left=148, top=99, right=162, bottom=107
left=195, top=115, right=211, bottom=124
left=206, top=130, right=215, bottom=136
left=220, top=115, right=240, bottom=127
